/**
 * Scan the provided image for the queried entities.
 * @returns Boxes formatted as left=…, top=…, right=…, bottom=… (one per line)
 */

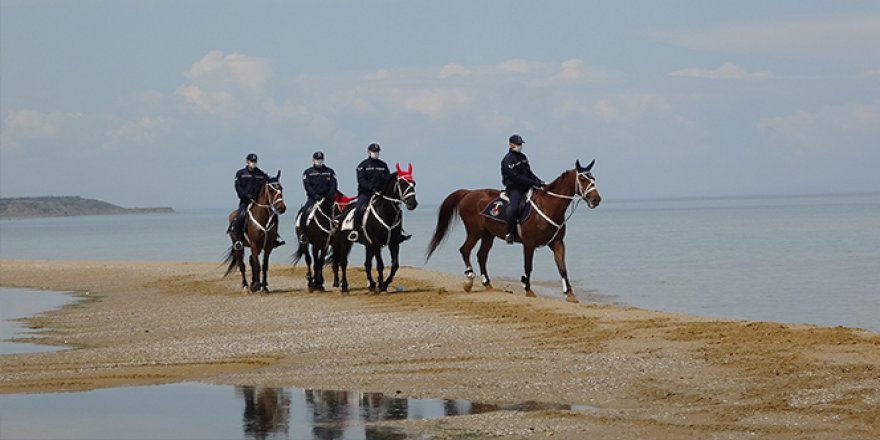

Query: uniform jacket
left=235, top=166, right=269, bottom=202
left=356, top=157, right=389, bottom=194
left=302, top=165, right=337, bottom=200
left=501, top=150, right=542, bottom=190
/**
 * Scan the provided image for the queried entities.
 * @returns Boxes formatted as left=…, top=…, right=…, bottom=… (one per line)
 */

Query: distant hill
left=0, top=196, right=174, bottom=219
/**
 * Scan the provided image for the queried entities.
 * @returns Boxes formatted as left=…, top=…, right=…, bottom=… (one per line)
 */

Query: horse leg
left=381, top=241, right=399, bottom=292
left=236, top=249, right=248, bottom=290
left=476, top=232, right=495, bottom=290
left=249, top=251, right=261, bottom=293
left=261, top=250, right=271, bottom=293
left=549, top=239, right=578, bottom=303
left=339, top=243, right=350, bottom=294
left=365, top=247, right=376, bottom=292
left=313, top=246, right=325, bottom=291
left=374, top=248, right=386, bottom=293
left=331, top=245, right=340, bottom=289
left=304, top=243, right=314, bottom=292
left=459, top=230, right=480, bottom=292
left=522, top=245, right=537, bottom=297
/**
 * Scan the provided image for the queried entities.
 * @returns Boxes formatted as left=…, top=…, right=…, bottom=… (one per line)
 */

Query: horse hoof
left=307, top=286, right=314, bottom=293
left=462, top=280, right=473, bottom=292
left=525, top=290, right=537, bottom=298
left=483, top=282, right=494, bottom=291
left=565, top=293, right=579, bottom=303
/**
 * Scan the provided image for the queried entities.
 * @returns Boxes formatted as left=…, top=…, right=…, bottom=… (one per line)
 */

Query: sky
left=2, top=0, right=879, bottom=210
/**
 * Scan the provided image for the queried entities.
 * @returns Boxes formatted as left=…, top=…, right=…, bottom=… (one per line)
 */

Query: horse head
left=575, top=159, right=601, bottom=209
left=265, top=170, right=287, bottom=214
left=394, top=163, right=418, bottom=211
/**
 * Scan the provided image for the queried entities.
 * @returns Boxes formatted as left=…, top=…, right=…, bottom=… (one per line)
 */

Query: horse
left=223, top=171, right=287, bottom=292
left=331, top=163, right=418, bottom=293
left=291, top=193, right=353, bottom=292
left=425, top=160, right=600, bottom=303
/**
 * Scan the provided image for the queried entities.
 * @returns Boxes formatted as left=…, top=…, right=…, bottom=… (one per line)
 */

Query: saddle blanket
left=341, top=209, right=368, bottom=231
left=480, top=192, right=532, bottom=224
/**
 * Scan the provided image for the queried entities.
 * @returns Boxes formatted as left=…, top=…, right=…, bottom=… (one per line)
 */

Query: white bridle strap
left=527, top=170, right=597, bottom=245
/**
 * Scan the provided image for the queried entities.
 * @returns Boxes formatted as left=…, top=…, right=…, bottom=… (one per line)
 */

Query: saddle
left=480, top=189, right=533, bottom=224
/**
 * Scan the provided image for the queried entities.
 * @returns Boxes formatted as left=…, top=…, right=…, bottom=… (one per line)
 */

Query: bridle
left=528, top=169, right=599, bottom=245
left=247, top=181, right=284, bottom=248
left=365, top=175, right=416, bottom=246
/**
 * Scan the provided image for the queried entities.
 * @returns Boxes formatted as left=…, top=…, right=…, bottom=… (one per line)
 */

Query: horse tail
left=222, top=245, right=239, bottom=277
left=426, top=189, right=469, bottom=262
left=291, top=241, right=307, bottom=266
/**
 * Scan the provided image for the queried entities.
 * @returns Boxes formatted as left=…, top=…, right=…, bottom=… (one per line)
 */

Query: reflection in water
left=238, top=386, right=292, bottom=440
left=0, top=382, right=590, bottom=440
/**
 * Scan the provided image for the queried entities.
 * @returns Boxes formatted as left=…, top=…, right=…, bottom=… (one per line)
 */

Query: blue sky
left=2, top=1, right=878, bottom=209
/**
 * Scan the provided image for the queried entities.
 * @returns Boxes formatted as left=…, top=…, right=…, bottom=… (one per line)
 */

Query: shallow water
left=0, top=287, right=77, bottom=354
left=0, top=382, right=590, bottom=439
left=1, top=193, right=878, bottom=331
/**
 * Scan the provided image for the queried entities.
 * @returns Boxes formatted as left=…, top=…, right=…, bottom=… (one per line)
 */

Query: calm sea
left=1, top=193, right=878, bottom=331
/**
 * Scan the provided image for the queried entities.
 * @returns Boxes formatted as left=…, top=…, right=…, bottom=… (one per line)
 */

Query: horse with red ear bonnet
left=331, top=162, right=418, bottom=293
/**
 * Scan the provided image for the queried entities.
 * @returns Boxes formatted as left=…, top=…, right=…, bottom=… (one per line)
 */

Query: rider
left=501, top=134, right=544, bottom=244
left=230, top=153, right=285, bottom=250
left=348, top=143, right=411, bottom=242
left=298, top=151, right=337, bottom=244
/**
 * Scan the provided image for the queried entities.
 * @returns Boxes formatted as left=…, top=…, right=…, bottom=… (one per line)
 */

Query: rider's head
left=246, top=153, right=258, bottom=170
left=367, top=143, right=381, bottom=160
left=508, top=134, right=524, bottom=153
left=312, top=151, right=325, bottom=167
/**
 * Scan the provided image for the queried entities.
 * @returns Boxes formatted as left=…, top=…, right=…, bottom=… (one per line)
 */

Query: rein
left=528, top=170, right=598, bottom=245
left=363, top=177, right=413, bottom=246
left=246, top=181, right=284, bottom=249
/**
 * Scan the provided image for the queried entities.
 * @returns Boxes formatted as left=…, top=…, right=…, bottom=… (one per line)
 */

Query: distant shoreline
left=0, top=196, right=174, bottom=219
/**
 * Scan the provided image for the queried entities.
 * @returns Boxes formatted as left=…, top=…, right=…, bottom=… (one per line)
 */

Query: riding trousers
left=505, top=188, right=525, bottom=235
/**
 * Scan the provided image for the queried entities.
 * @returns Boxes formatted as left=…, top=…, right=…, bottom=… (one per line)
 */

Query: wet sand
left=1, top=259, right=878, bottom=439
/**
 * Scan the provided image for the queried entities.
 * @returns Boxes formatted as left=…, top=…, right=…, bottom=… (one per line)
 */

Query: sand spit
left=1, top=259, right=878, bottom=439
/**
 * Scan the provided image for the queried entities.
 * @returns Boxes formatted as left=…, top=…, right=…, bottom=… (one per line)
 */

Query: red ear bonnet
left=396, top=162, right=413, bottom=181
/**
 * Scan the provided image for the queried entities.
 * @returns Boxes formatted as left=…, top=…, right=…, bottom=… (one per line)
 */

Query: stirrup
left=298, top=234, right=308, bottom=245
left=348, top=231, right=359, bottom=242
left=505, top=233, right=515, bottom=244
left=233, top=241, right=244, bottom=250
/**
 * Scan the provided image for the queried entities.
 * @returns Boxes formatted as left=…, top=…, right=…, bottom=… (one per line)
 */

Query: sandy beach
left=1, top=259, right=878, bottom=439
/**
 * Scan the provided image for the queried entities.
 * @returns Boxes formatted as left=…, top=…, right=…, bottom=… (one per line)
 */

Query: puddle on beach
left=0, top=383, right=593, bottom=439
left=0, top=287, right=78, bottom=355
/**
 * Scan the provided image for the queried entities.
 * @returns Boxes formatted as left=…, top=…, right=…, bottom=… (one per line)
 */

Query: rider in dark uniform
left=348, top=143, right=411, bottom=242
left=229, top=153, right=285, bottom=250
left=298, top=151, right=337, bottom=244
left=501, top=134, right=544, bottom=244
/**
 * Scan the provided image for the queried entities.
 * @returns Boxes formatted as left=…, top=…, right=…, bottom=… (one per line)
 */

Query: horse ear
left=395, top=163, right=402, bottom=174
left=276, top=170, right=281, bottom=179
left=407, top=163, right=412, bottom=174
left=575, top=159, right=583, bottom=171
left=586, top=159, right=595, bottom=171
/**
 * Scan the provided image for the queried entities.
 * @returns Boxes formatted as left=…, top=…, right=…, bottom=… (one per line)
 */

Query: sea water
left=1, top=194, right=878, bottom=331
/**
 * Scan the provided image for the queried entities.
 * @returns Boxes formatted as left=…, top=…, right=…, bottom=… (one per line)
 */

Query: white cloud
left=175, top=84, right=235, bottom=115
left=185, top=50, right=271, bottom=91
left=103, top=116, right=175, bottom=150
left=365, top=69, right=391, bottom=80
left=555, top=59, right=585, bottom=80
left=1, top=109, right=82, bottom=148
left=500, top=58, right=544, bottom=74
left=758, top=100, right=880, bottom=152
left=375, top=88, right=472, bottom=116
left=438, top=63, right=471, bottom=79
left=593, top=99, right=618, bottom=123
left=654, top=12, right=880, bottom=66
left=670, top=62, right=773, bottom=80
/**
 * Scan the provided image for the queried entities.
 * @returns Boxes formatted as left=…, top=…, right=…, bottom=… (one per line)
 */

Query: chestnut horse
left=224, top=171, right=287, bottom=292
left=426, top=160, right=600, bottom=302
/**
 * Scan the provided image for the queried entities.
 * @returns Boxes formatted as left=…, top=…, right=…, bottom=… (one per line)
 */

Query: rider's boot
left=274, top=236, right=286, bottom=248
left=400, top=229, right=412, bottom=242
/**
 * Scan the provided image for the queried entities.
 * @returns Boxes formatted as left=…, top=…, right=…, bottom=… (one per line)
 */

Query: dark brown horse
left=224, top=171, right=287, bottom=292
left=426, top=160, right=600, bottom=302
left=331, top=164, right=418, bottom=293
left=291, top=193, right=352, bottom=291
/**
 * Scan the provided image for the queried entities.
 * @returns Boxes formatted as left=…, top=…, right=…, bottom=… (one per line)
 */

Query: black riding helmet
left=313, top=151, right=324, bottom=160
left=367, top=143, right=381, bottom=152
left=508, top=134, right=524, bottom=145
left=246, top=153, right=258, bottom=162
